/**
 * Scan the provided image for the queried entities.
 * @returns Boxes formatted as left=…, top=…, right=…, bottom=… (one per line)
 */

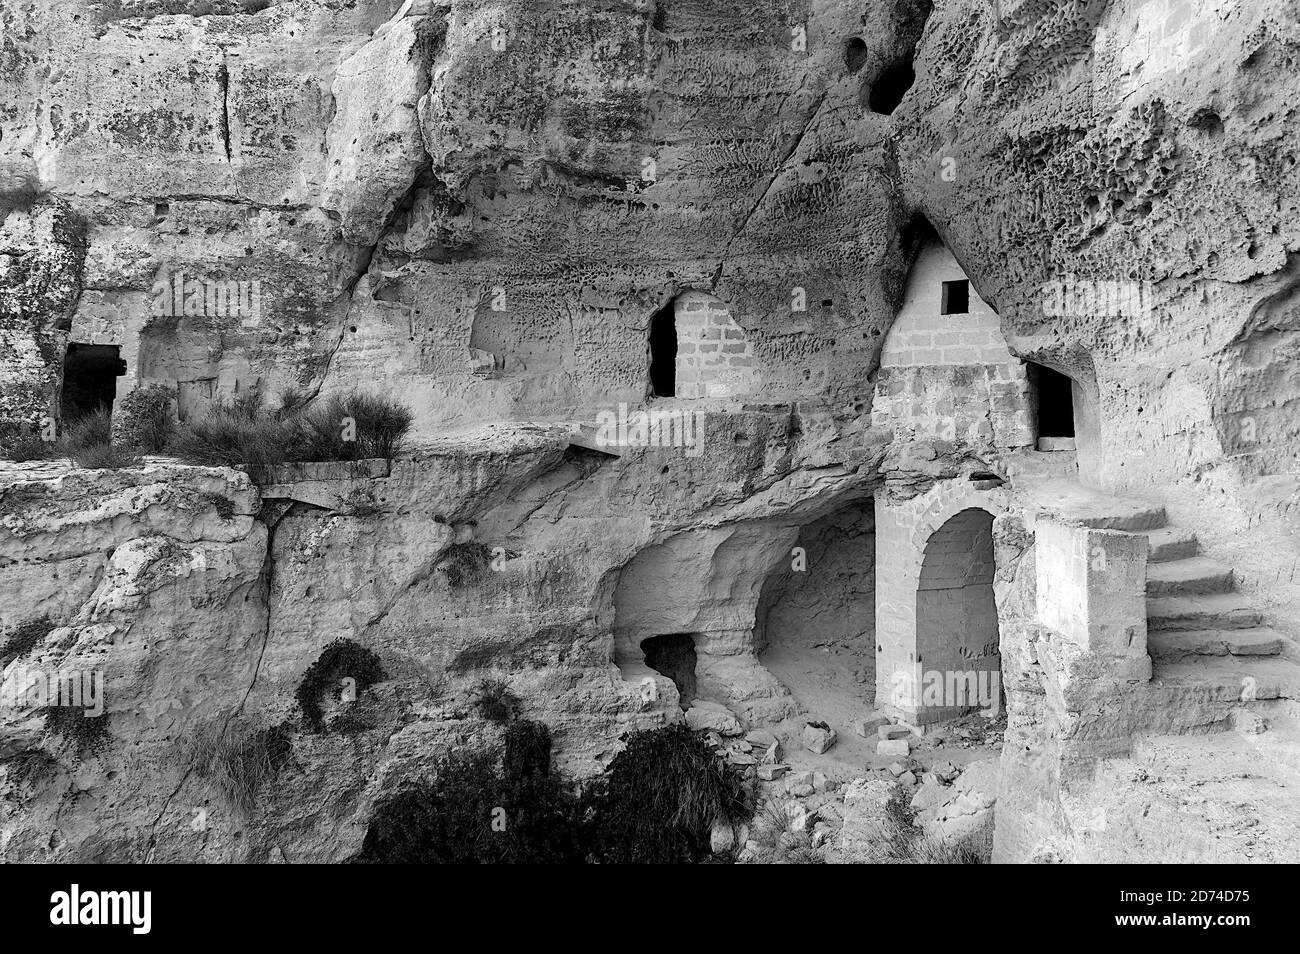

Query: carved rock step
left=1147, top=627, right=1284, bottom=660
left=1076, top=504, right=1168, bottom=532
left=1143, top=526, right=1199, bottom=564
left=1145, top=556, right=1234, bottom=597
left=1147, top=593, right=1264, bottom=631
left=1150, top=656, right=1300, bottom=703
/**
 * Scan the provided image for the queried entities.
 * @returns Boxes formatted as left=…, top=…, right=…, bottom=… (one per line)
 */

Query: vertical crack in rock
left=711, top=90, right=828, bottom=289
left=235, top=506, right=281, bottom=716
left=217, top=52, right=232, bottom=163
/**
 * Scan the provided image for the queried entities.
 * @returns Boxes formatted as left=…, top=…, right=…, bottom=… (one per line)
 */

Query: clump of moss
left=295, top=639, right=385, bottom=731
left=2, top=749, right=62, bottom=791
left=339, top=487, right=381, bottom=518
left=200, top=490, right=236, bottom=521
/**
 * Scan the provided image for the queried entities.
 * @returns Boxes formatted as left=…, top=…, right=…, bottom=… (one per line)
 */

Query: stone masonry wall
left=872, top=243, right=1033, bottom=450
left=673, top=291, right=760, bottom=401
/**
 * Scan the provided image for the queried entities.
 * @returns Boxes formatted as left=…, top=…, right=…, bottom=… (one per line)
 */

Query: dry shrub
left=184, top=717, right=293, bottom=814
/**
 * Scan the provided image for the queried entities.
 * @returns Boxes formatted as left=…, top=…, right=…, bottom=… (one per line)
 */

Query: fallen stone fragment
left=931, top=759, right=960, bottom=783
left=854, top=712, right=890, bottom=737
left=786, top=770, right=816, bottom=797
left=878, top=738, right=910, bottom=758
left=803, top=720, right=837, bottom=754
left=685, top=701, right=742, bottom=736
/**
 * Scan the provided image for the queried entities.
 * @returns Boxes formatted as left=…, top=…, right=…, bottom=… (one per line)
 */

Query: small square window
left=941, top=279, right=969, bottom=315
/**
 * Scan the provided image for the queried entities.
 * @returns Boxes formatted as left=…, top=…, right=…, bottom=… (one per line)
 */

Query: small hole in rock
left=844, top=37, right=868, bottom=73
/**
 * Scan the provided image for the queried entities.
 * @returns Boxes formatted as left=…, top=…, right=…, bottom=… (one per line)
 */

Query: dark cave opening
left=1028, top=363, right=1076, bottom=439
left=868, top=60, right=915, bottom=115
left=844, top=37, right=868, bottom=73
left=641, top=633, right=698, bottom=710
left=60, top=343, right=126, bottom=420
left=648, top=299, right=678, bottom=398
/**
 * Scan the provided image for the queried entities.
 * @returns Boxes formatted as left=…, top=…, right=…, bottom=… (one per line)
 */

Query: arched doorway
left=914, top=508, right=1002, bottom=723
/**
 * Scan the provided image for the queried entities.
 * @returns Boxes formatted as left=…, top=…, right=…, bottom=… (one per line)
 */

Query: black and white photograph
left=0, top=0, right=1294, bottom=916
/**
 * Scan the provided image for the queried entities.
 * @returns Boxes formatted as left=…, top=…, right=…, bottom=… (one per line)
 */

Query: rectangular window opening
left=941, top=279, right=969, bottom=315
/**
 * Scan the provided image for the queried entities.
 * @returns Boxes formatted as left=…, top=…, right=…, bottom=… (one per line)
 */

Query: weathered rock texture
left=2, top=0, right=1299, bottom=863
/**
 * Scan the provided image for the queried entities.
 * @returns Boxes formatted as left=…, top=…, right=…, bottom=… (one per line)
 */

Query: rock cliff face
left=2, top=0, right=1298, bottom=862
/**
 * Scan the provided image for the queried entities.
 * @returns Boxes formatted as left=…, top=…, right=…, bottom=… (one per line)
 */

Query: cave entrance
left=868, top=60, right=915, bottom=115
left=1028, top=362, right=1076, bottom=449
left=647, top=299, right=677, bottom=398
left=60, top=343, right=126, bottom=420
left=915, top=508, right=1003, bottom=723
left=755, top=502, right=875, bottom=725
left=641, top=633, right=698, bottom=710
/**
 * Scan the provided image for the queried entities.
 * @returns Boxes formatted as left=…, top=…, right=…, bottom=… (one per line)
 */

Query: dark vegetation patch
left=295, top=639, right=386, bottom=731
left=199, top=490, right=236, bottom=521
left=2, top=749, right=62, bottom=792
left=170, top=390, right=413, bottom=469
left=115, top=384, right=174, bottom=453
left=0, top=617, right=54, bottom=668
left=339, top=487, right=381, bottom=518
left=354, top=719, right=579, bottom=864
left=1, top=428, right=58, bottom=462
left=184, top=717, right=294, bottom=813
left=0, top=409, right=142, bottom=469
left=436, top=541, right=492, bottom=588
left=583, top=723, right=750, bottom=863
left=353, top=722, right=753, bottom=864
left=42, top=706, right=110, bottom=755
left=470, top=678, right=521, bottom=724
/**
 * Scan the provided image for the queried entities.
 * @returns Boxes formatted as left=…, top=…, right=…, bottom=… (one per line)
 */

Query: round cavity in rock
left=844, top=37, right=868, bottom=73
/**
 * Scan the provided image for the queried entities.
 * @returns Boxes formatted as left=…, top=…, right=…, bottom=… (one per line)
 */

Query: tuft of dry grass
left=866, top=783, right=990, bottom=864
left=183, top=717, right=293, bottom=814
left=169, top=389, right=413, bottom=469
left=743, top=801, right=827, bottom=864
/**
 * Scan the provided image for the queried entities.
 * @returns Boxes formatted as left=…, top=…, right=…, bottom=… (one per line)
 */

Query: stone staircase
left=1141, top=521, right=1300, bottom=719
left=1023, top=481, right=1300, bottom=731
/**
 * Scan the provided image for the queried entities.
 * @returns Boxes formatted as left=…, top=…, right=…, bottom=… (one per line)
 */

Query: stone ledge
left=250, top=458, right=391, bottom=487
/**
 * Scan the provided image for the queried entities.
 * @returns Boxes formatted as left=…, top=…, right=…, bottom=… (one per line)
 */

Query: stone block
left=877, top=738, right=910, bottom=757
left=803, top=721, right=837, bottom=754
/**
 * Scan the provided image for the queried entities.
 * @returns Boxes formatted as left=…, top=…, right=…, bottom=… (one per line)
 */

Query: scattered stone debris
left=853, top=712, right=889, bottom=737
left=685, top=701, right=742, bottom=736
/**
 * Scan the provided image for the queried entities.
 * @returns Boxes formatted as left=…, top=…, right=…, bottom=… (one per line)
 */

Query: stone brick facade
left=872, top=243, right=1034, bottom=449
left=672, top=291, right=759, bottom=400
